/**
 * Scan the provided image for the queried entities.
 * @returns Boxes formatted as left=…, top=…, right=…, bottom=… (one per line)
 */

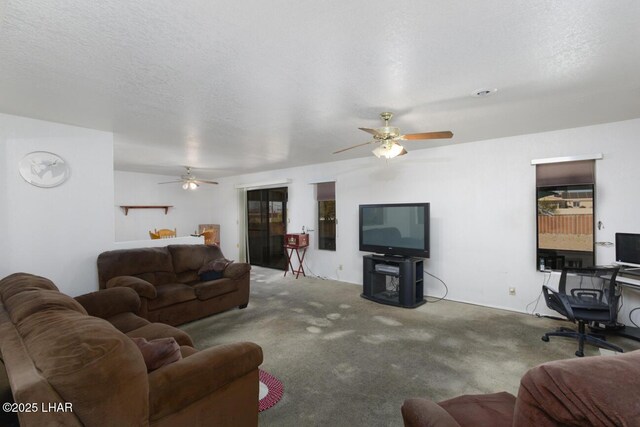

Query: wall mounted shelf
left=120, top=205, right=173, bottom=216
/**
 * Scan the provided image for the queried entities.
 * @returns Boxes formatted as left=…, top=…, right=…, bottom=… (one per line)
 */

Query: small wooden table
left=284, top=244, right=308, bottom=279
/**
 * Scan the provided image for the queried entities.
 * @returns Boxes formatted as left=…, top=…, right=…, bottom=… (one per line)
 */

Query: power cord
left=527, top=270, right=551, bottom=316
left=423, top=270, right=448, bottom=303
left=301, top=260, right=328, bottom=280
left=630, top=307, right=640, bottom=329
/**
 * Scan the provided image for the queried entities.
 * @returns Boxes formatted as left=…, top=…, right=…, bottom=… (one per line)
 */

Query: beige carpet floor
left=181, top=266, right=640, bottom=427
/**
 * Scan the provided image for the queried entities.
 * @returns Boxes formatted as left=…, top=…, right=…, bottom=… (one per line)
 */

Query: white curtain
left=237, top=188, right=249, bottom=263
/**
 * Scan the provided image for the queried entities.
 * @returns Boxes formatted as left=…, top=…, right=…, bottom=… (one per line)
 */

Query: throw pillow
left=130, top=337, right=182, bottom=372
left=198, top=258, right=234, bottom=281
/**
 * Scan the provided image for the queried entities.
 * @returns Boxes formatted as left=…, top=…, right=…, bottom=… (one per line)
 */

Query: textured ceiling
left=1, top=1, right=640, bottom=179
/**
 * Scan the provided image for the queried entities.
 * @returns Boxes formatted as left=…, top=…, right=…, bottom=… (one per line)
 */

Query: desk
left=284, top=244, right=308, bottom=279
left=615, top=274, right=640, bottom=289
left=595, top=268, right=640, bottom=342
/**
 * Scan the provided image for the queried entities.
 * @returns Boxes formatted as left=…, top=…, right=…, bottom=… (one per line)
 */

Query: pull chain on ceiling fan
left=333, top=112, right=453, bottom=159
left=158, top=167, right=218, bottom=190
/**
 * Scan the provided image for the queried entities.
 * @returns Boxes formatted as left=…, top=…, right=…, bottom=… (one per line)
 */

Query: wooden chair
left=201, top=229, right=218, bottom=245
left=198, top=224, right=220, bottom=246
left=150, top=228, right=177, bottom=239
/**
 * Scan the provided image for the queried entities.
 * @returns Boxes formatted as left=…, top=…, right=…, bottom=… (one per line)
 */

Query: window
left=316, top=182, right=336, bottom=251
left=536, top=160, right=595, bottom=270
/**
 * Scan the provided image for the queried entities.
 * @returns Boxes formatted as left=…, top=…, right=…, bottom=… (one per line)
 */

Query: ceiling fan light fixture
left=188, top=181, right=198, bottom=190
left=182, top=182, right=189, bottom=190
left=372, top=143, right=404, bottom=159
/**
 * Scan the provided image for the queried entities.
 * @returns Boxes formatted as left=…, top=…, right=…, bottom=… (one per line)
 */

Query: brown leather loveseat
left=0, top=272, right=263, bottom=427
left=98, top=244, right=250, bottom=325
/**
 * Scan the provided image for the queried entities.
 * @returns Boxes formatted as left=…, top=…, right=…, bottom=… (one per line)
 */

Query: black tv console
left=361, top=254, right=426, bottom=308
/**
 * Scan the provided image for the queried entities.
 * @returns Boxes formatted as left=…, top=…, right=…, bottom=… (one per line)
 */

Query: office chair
left=542, top=266, right=623, bottom=357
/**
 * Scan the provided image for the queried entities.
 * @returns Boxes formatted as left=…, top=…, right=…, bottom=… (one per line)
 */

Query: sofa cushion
left=97, top=247, right=177, bottom=288
left=199, top=270, right=223, bottom=281
left=0, top=273, right=58, bottom=301
left=131, top=337, right=182, bottom=372
left=169, top=244, right=224, bottom=272
left=193, top=279, right=238, bottom=301
left=147, top=283, right=197, bottom=311
left=5, top=289, right=87, bottom=324
left=437, top=392, right=516, bottom=427
left=169, top=244, right=227, bottom=283
left=125, top=322, right=194, bottom=347
left=107, top=312, right=150, bottom=333
left=16, top=310, right=148, bottom=425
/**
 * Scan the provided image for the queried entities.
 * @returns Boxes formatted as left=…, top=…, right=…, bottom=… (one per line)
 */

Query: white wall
left=3, top=113, right=639, bottom=325
left=212, top=118, right=640, bottom=325
left=0, top=122, right=9, bottom=276
left=0, top=113, right=114, bottom=296
left=114, top=171, right=220, bottom=241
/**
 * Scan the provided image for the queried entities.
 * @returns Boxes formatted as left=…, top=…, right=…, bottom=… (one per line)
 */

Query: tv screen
left=359, top=203, right=430, bottom=258
left=616, top=233, right=640, bottom=267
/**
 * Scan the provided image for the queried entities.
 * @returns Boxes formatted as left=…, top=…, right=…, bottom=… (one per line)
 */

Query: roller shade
left=316, top=182, right=335, bottom=201
left=536, top=160, right=595, bottom=187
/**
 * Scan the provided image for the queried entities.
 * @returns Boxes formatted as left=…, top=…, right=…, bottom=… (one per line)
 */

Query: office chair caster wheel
left=575, top=350, right=584, bottom=357
left=541, top=336, right=549, bottom=342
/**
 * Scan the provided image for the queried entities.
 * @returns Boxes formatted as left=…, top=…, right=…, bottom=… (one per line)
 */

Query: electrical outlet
left=509, top=287, right=516, bottom=296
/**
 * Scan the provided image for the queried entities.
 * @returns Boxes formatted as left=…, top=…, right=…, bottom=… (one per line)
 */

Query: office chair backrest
left=559, top=266, right=620, bottom=319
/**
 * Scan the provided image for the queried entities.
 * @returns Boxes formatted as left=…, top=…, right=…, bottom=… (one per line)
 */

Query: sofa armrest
left=75, top=287, right=141, bottom=318
left=401, top=398, right=461, bottom=427
left=223, top=263, right=251, bottom=280
left=148, top=341, right=263, bottom=420
left=106, top=276, right=157, bottom=299
left=514, top=351, right=640, bottom=426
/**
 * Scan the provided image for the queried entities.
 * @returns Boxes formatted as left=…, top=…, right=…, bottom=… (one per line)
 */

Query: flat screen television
left=359, top=203, right=430, bottom=258
left=615, top=233, right=640, bottom=268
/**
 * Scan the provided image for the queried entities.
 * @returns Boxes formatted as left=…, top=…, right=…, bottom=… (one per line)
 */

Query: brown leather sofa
left=401, top=349, right=640, bottom=426
left=97, top=244, right=251, bottom=325
left=0, top=272, right=263, bottom=427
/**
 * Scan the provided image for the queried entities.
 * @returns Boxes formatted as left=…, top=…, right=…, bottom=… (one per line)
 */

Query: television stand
left=361, top=254, right=425, bottom=308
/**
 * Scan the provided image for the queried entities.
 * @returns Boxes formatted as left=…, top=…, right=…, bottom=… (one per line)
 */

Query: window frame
left=316, top=182, right=336, bottom=251
left=535, top=160, right=596, bottom=270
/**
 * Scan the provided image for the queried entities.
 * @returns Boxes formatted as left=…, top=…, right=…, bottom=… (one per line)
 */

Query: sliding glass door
left=247, top=187, right=288, bottom=269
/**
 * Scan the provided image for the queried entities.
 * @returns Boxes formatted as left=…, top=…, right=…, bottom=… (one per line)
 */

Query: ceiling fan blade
left=401, top=131, right=453, bottom=140
left=194, top=179, right=219, bottom=185
left=333, top=140, right=376, bottom=154
left=358, top=127, right=381, bottom=136
left=158, top=180, right=184, bottom=184
left=398, top=148, right=408, bottom=156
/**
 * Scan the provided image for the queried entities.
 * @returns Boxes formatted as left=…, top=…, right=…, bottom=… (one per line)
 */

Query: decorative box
left=285, top=233, right=309, bottom=248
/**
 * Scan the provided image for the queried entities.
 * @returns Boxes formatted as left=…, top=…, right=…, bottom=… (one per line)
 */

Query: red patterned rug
left=259, top=369, right=284, bottom=411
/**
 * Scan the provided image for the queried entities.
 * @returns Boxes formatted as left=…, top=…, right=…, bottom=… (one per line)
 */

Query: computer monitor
left=615, top=233, right=640, bottom=268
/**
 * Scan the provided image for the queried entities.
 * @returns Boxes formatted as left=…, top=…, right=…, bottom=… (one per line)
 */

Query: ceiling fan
left=158, top=167, right=218, bottom=190
left=333, top=112, right=453, bottom=159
